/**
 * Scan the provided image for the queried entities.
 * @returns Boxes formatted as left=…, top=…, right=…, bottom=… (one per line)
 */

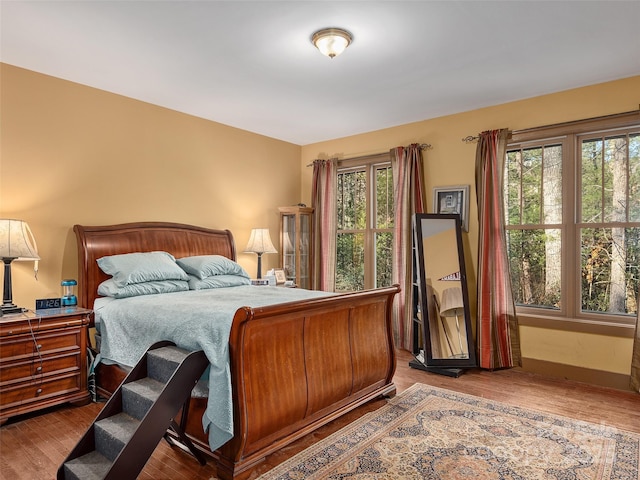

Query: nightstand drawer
left=0, top=351, right=81, bottom=387
left=0, top=329, right=81, bottom=361
left=0, top=373, right=82, bottom=410
left=0, top=316, right=85, bottom=337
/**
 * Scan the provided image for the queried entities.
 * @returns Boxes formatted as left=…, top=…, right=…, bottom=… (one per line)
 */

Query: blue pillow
left=187, top=274, right=251, bottom=290
left=177, top=255, right=249, bottom=280
left=97, top=251, right=189, bottom=287
left=98, top=278, right=189, bottom=298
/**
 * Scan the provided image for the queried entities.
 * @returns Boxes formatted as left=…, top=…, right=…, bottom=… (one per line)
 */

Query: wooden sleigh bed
left=74, top=222, right=399, bottom=479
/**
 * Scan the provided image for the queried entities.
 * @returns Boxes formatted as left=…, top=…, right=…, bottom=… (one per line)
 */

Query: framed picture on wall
left=433, top=185, right=470, bottom=232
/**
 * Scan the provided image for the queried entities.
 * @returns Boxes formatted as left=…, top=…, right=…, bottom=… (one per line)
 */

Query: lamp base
left=1, top=303, right=25, bottom=315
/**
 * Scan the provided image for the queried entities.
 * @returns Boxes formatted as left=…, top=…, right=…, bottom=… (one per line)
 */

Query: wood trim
left=337, top=152, right=390, bottom=169
left=520, top=357, right=632, bottom=391
left=511, top=110, right=640, bottom=143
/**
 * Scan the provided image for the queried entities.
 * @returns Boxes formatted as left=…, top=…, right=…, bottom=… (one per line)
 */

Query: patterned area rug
left=258, top=383, right=639, bottom=479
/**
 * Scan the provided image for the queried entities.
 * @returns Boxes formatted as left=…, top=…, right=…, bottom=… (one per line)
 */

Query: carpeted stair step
left=147, top=345, right=190, bottom=383
left=122, top=377, right=165, bottom=420
left=63, top=450, right=111, bottom=480
left=94, top=412, right=140, bottom=461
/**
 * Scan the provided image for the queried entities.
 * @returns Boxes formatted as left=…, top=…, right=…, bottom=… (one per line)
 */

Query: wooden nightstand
left=0, top=307, right=92, bottom=425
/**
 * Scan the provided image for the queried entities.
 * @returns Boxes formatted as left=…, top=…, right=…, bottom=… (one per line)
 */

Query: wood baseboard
left=520, top=357, right=632, bottom=391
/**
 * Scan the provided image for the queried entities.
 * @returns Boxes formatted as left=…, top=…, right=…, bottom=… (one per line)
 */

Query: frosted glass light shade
left=312, top=28, right=352, bottom=58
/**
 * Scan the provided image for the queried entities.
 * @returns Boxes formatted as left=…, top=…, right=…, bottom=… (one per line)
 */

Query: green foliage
left=337, top=170, right=366, bottom=230
left=376, top=167, right=394, bottom=229
left=507, top=229, right=561, bottom=309
left=335, top=233, right=364, bottom=292
left=376, top=232, right=393, bottom=288
left=581, top=228, right=640, bottom=314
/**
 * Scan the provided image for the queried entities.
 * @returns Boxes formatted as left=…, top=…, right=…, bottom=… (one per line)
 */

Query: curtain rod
left=461, top=109, right=640, bottom=143
left=307, top=143, right=431, bottom=167
left=462, top=131, right=512, bottom=143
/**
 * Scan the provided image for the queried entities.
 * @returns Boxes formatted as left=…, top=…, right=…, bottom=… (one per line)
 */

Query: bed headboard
left=74, top=222, right=236, bottom=308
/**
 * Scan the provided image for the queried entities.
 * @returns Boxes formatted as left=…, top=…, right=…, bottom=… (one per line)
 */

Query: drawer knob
left=35, top=388, right=42, bottom=395
left=35, top=366, right=42, bottom=372
left=36, top=344, right=42, bottom=350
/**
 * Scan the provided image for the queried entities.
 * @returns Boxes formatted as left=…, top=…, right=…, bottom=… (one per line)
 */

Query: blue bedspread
left=93, top=285, right=333, bottom=451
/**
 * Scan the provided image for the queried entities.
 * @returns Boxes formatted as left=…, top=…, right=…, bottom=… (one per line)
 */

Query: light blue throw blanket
left=93, top=285, right=333, bottom=451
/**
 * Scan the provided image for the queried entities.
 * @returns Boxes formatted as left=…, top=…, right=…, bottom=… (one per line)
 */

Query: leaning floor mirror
left=410, top=213, right=477, bottom=377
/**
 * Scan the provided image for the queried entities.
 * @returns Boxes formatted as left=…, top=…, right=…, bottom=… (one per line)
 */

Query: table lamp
left=243, top=228, right=277, bottom=279
left=0, top=219, right=40, bottom=315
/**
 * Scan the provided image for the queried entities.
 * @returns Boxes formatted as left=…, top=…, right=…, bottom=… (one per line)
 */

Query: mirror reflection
left=412, top=214, right=476, bottom=374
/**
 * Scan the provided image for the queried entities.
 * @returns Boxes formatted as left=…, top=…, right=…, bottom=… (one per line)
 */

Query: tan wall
left=1, top=64, right=302, bottom=306
left=300, top=75, right=640, bottom=376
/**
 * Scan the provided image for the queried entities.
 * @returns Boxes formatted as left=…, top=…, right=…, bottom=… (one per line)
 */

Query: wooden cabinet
left=279, top=206, right=313, bottom=289
left=0, top=307, right=92, bottom=424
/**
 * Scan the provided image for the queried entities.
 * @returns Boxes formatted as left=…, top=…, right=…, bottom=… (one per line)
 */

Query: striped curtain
left=632, top=300, right=640, bottom=392
left=311, top=159, right=337, bottom=292
left=391, top=145, right=426, bottom=349
left=475, top=129, right=521, bottom=369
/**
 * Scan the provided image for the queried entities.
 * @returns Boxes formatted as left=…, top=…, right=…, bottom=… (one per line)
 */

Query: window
left=335, top=156, right=394, bottom=292
left=504, top=112, right=640, bottom=326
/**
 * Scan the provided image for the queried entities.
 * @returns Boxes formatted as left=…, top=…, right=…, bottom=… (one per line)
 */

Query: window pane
left=630, top=133, right=640, bottom=222
left=507, top=229, right=562, bottom=309
left=375, top=232, right=393, bottom=288
left=582, top=133, right=639, bottom=224
left=375, top=166, right=393, bottom=229
left=522, top=147, right=542, bottom=224
left=337, top=170, right=366, bottom=230
left=336, top=233, right=364, bottom=292
left=581, top=227, right=639, bottom=315
left=603, top=136, right=628, bottom=223
left=581, top=139, right=603, bottom=223
left=543, top=145, right=562, bottom=224
left=505, top=144, right=561, bottom=226
left=505, top=150, right=522, bottom=225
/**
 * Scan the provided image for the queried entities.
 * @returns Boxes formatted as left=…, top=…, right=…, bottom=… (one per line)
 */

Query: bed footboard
left=217, top=285, right=399, bottom=479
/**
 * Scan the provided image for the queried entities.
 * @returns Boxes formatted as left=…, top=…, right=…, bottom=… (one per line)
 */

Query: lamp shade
left=311, top=28, right=352, bottom=58
left=244, top=228, right=277, bottom=255
left=440, top=287, right=463, bottom=317
left=1, top=219, right=39, bottom=314
left=0, top=219, right=39, bottom=261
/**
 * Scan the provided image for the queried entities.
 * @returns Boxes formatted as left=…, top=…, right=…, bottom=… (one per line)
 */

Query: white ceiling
left=2, top=1, right=639, bottom=145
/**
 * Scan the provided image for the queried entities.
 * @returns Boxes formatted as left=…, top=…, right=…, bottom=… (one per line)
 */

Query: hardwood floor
left=1, top=349, right=639, bottom=480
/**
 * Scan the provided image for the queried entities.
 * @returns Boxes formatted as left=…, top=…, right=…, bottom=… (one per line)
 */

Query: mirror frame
left=412, top=213, right=477, bottom=373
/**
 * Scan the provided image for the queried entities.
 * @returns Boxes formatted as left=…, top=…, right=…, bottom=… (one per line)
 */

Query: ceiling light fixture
left=311, top=28, right=352, bottom=59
